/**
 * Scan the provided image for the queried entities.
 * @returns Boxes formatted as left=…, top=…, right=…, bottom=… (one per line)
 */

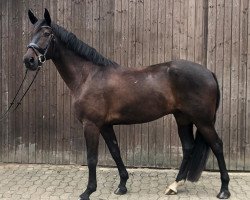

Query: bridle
left=0, top=26, right=54, bottom=121
left=27, top=25, right=54, bottom=66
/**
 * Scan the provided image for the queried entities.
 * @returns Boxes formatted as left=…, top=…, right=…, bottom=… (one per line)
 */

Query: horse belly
left=108, top=94, right=174, bottom=125
left=110, top=109, right=167, bottom=125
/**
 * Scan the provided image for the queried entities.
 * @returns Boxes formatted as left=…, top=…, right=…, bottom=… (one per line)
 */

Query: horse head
left=23, top=9, right=54, bottom=71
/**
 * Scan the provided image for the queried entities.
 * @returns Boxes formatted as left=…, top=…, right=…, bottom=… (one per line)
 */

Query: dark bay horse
left=23, top=9, right=230, bottom=200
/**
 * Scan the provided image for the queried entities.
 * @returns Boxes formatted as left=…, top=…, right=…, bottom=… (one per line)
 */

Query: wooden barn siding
left=0, top=0, right=250, bottom=171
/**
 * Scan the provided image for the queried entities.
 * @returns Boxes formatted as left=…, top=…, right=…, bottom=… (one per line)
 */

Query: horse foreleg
left=100, top=125, right=129, bottom=195
left=79, top=122, right=100, bottom=200
left=165, top=123, right=194, bottom=195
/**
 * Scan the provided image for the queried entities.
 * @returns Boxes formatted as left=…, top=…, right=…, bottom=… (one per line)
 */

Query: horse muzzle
left=23, top=47, right=41, bottom=71
left=23, top=54, right=39, bottom=71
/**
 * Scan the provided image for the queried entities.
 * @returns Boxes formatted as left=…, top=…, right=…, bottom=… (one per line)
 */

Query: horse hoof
left=79, top=194, right=90, bottom=200
left=114, top=187, right=127, bottom=195
left=165, top=188, right=177, bottom=195
left=216, top=190, right=231, bottom=199
left=78, top=197, right=89, bottom=200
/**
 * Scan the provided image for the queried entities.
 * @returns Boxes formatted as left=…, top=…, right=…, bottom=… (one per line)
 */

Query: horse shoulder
left=72, top=75, right=108, bottom=125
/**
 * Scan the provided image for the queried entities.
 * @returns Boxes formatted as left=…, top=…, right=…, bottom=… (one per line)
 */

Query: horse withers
left=23, top=9, right=230, bottom=200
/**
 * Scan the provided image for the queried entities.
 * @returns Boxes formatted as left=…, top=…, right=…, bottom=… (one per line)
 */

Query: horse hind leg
left=165, top=118, right=194, bottom=195
left=196, top=123, right=230, bottom=199
left=100, top=125, right=129, bottom=195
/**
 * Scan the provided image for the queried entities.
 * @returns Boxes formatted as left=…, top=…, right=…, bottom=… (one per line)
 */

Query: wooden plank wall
left=0, top=0, right=250, bottom=171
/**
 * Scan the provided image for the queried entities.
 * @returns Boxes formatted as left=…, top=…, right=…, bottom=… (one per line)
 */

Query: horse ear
left=28, top=9, right=38, bottom=24
left=44, top=8, right=51, bottom=26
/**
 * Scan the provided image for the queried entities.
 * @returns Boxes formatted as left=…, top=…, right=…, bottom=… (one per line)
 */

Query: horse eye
left=44, top=32, right=50, bottom=37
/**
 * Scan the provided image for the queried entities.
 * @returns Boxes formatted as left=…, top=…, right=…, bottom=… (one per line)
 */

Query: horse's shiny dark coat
left=23, top=9, right=230, bottom=200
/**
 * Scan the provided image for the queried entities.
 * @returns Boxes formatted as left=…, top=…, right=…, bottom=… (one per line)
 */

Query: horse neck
left=51, top=41, right=98, bottom=92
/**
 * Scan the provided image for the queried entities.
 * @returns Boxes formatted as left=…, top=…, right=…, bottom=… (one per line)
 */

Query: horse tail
left=187, top=131, right=210, bottom=182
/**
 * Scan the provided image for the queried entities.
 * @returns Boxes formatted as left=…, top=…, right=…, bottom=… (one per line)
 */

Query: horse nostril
left=29, top=57, right=35, bottom=64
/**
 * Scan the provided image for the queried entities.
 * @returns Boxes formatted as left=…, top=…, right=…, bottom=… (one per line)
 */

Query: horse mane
left=51, top=23, right=116, bottom=67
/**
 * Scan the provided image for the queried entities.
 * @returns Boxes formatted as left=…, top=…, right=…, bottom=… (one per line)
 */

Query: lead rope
left=0, top=67, right=40, bottom=121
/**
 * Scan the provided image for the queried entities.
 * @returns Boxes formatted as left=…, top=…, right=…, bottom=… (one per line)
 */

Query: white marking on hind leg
left=165, top=180, right=185, bottom=195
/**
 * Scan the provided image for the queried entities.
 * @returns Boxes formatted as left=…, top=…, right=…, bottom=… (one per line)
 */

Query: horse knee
left=87, top=157, right=98, bottom=168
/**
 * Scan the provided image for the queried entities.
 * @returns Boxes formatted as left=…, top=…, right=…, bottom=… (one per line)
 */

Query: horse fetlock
left=221, top=173, right=230, bottom=183
left=120, top=170, right=129, bottom=180
left=87, top=185, right=97, bottom=193
left=165, top=180, right=185, bottom=195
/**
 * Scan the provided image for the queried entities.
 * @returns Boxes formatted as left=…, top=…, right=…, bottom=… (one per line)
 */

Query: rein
left=0, top=68, right=41, bottom=121
left=0, top=27, right=53, bottom=121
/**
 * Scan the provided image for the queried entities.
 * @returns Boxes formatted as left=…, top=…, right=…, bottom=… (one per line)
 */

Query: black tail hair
left=187, top=131, right=210, bottom=182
